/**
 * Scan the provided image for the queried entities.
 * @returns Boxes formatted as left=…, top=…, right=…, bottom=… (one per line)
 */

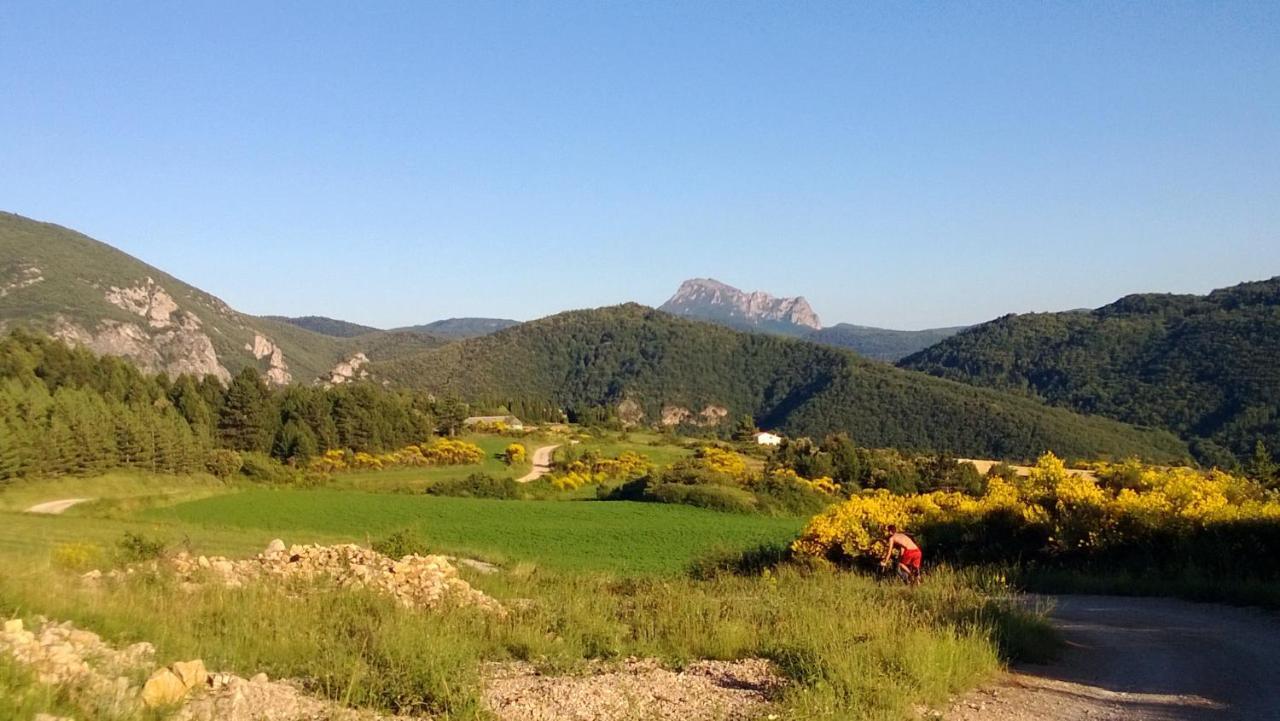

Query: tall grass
left=0, top=561, right=1049, bottom=720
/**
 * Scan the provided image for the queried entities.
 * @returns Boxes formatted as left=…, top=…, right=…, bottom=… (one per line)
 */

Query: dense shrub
left=648, top=483, right=758, bottom=513
left=239, top=452, right=304, bottom=484
left=205, top=449, right=244, bottom=478
left=794, top=453, right=1280, bottom=579
left=116, top=532, right=166, bottom=563
left=548, top=450, right=652, bottom=490
left=372, top=529, right=432, bottom=558
left=424, top=472, right=521, bottom=500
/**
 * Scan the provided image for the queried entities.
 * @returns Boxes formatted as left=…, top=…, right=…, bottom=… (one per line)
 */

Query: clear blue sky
left=2, top=2, right=1277, bottom=329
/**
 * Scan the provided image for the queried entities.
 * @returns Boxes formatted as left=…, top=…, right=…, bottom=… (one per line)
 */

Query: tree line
left=0, top=330, right=472, bottom=481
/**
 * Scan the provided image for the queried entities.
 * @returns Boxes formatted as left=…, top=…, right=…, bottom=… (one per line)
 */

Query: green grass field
left=0, top=457, right=1056, bottom=721
left=148, top=490, right=803, bottom=573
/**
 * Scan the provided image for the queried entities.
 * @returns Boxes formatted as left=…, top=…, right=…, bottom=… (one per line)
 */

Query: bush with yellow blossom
left=793, top=452, right=1280, bottom=577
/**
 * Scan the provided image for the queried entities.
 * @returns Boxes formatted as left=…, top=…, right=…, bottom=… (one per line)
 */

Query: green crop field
left=149, top=490, right=803, bottom=574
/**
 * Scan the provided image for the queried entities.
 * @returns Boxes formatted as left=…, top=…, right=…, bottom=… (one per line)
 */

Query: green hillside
left=374, top=304, right=1188, bottom=462
left=899, top=278, right=1280, bottom=464
left=0, top=212, right=442, bottom=384
left=807, top=323, right=968, bottom=362
left=265, top=315, right=381, bottom=338
left=394, top=317, right=520, bottom=339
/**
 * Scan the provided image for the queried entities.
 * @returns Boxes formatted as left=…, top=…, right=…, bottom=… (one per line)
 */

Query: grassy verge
left=0, top=561, right=1050, bottom=721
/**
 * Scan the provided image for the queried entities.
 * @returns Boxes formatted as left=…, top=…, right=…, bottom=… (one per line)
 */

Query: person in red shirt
left=881, top=525, right=922, bottom=584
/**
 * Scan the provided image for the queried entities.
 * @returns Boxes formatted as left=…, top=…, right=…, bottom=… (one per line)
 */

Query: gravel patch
left=484, top=657, right=783, bottom=721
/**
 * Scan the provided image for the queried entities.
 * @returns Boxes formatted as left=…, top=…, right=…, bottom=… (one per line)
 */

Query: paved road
left=517, top=445, right=560, bottom=483
left=949, top=595, right=1280, bottom=720
left=24, top=498, right=92, bottom=514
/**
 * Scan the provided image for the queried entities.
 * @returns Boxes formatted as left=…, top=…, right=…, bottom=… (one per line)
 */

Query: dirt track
left=516, top=445, right=559, bottom=483
left=24, top=498, right=91, bottom=514
left=948, top=595, right=1280, bottom=720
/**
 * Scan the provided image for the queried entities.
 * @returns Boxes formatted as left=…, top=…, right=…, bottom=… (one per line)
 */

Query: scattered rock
left=106, top=540, right=506, bottom=614
left=142, top=667, right=189, bottom=708
left=3, top=617, right=408, bottom=721
left=484, top=657, right=784, bottom=721
left=172, top=659, right=209, bottom=690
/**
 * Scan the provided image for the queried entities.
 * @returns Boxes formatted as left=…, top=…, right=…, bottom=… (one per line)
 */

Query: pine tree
left=218, top=368, right=270, bottom=452
left=1250, top=440, right=1277, bottom=489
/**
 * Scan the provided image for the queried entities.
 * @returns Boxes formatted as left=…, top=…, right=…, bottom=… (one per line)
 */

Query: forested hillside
left=393, top=317, right=520, bottom=339
left=374, top=304, right=1187, bottom=462
left=0, top=331, right=444, bottom=481
left=266, top=315, right=382, bottom=338
left=807, top=323, right=967, bottom=362
left=900, top=277, right=1280, bottom=465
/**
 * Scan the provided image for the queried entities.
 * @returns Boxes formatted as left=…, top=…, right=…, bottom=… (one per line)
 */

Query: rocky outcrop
left=0, top=264, right=43, bottom=297
left=245, top=333, right=292, bottom=386
left=326, top=352, right=370, bottom=385
left=54, top=314, right=231, bottom=383
left=660, top=278, right=822, bottom=332
left=616, top=398, right=645, bottom=426
left=45, top=277, right=234, bottom=382
left=104, top=278, right=182, bottom=328
left=660, top=404, right=730, bottom=427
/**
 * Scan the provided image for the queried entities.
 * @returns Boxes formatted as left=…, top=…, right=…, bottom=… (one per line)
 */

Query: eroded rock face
left=617, top=398, right=645, bottom=426
left=327, top=352, right=369, bottom=385
left=105, top=278, right=182, bottom=328
left=660, top=278, right=822, bottom=331
left=54, top=316, right=231, bottom=383
left=0, top=264, right=44, bottom=297
left=660, top=404, right=729, bottom=427
left=245, top=333, right=292, bottom=385
left=48, top=277, right=233, bottom=382
left=661, top=405, right=693, bottom=426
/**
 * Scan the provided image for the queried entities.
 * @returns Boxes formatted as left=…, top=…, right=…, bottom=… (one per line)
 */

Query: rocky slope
left=0, top=212, right=437, bottom=386
left=659, top=278, right=822, bottom=335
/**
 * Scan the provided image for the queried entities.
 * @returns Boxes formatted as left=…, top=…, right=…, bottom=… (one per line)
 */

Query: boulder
left=172, top=659, right=208, bottom=690
left=142, top=667, right=189, bottom=707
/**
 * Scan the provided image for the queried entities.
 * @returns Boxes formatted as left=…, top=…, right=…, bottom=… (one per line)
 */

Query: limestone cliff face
left=659, top=278, right=822, bottom=334
left=0, top=212, right=354, bottom=387
left=54, top=278, right=232, bottom=383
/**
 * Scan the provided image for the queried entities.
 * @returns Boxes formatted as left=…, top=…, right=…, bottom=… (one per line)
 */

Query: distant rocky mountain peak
left=660, top=278, right=822, bottom=334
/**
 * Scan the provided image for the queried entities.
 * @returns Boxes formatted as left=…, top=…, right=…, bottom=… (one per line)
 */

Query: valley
left=1, top=211, right=1277, bottom=721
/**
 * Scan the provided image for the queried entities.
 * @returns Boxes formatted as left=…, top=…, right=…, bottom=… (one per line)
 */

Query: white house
left=753, top=431, right=782, bottom=446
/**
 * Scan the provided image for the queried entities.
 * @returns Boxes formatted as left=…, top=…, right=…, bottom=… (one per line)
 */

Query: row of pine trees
left=0, top=330, right=479, bottom=480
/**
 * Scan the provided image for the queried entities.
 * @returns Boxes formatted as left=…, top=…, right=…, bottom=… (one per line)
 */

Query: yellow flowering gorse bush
left=551, top=451, right=653, bottom=491
left=793, top=452, right=1280, bottom=568
left=307, top=438, right=486, bottom=473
